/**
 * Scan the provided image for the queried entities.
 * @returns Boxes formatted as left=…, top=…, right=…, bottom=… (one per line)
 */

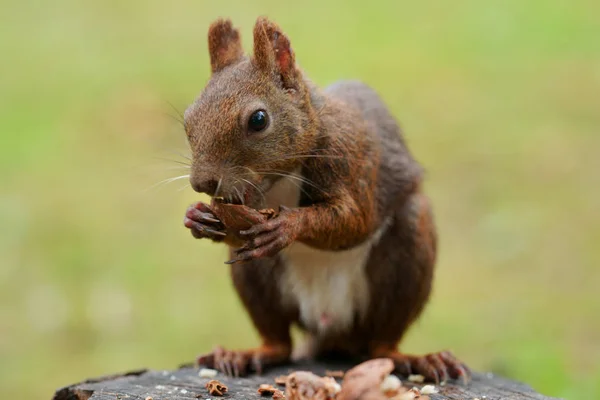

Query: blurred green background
left=1, top=0, right=599, bottom=398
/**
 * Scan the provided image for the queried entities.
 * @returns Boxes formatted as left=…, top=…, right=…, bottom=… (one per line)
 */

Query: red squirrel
left=182, top=17, right=469, bottom=383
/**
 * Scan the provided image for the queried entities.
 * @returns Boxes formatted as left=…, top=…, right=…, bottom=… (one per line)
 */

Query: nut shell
left=210, top=198, right=276, bottom=235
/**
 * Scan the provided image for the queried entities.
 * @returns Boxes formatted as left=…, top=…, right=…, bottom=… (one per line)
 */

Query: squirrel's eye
left=248, top=110, right=269, bottom=133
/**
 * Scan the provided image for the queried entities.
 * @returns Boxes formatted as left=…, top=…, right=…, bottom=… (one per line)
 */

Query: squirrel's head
left=184, top=17, right=318, bottom=204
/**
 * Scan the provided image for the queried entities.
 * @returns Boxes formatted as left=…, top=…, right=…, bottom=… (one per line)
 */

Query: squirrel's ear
left=208, top=19, right=244, bottom=73
left=253, top=17, right=299, bottom=90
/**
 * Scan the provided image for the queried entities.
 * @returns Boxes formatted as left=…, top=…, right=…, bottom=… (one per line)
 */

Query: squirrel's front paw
left=183, top=201, right=227, bottom=241
left=226, top=206, right=299, bottom=263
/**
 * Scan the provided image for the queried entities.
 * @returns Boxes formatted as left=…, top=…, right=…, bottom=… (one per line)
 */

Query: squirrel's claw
left=185, top=205, right=223, bottom=226
left=439, top=350, right=471, bottom=385
left=195, top=344, right=290, bottom=377
left=185, top=218, right=227, bottom=239
left=196, top=351, right=215, bottom=368
left=184, top=201, right=227, bottom=241
left=234, top=210, right=297, bottom=261
left=407, top=351, right=470, bottom=384
left=239, top=218, right=280, bottom=237
left=235, top=230, right=280, bottom=254
left=380, top=350, right=471, bottom=385
left=234, top=236, right=288, bottom=261
left=197, top=346, right=250, bottom=377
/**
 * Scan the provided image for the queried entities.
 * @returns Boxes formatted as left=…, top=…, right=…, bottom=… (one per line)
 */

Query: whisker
left=163, top=112, right=185, bottom=127
left=177, top=183, right=191, bottom=192
left=257, top=153, right=344, bottom=167
left=277, top=147, right=342, bottom=156
left=215, top=177, right=223, bottom=198
left=239, top=177, right=267, bottom=204
left=233, top=185, right=245, bottom=205
left=167, top=150, right=192, bottom=161
left=273, top=173, right=314, bottom=200
left=260, top=172, right=317, bottom=199
left=152, top=157, right=191, bottom=167
left=255, top=171, right=325, bottom=194
left=144, top=174, right=190, bottom=192
left=247, top=147, right=343, bottom=166
left=234, top=166, right=267, bottom=203
left=237, top=165, right=259, bottom=178
left=274, top=154, right=344, bottom=161
left=235, top=165, right=322, bottom=199
left=165, top=100, right=185, bottom=121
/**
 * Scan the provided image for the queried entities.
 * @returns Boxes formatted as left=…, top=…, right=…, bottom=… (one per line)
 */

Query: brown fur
left=185, top=17, right=469, bottom=382
left=208, top=19, right=244, bottom=73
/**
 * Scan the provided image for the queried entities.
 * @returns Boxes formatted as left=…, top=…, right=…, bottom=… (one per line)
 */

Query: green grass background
left=1, top=0, right=599, bottom=398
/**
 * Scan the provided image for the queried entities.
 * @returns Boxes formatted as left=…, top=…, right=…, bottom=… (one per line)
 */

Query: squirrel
left=182, top=16, right=470, bottom=383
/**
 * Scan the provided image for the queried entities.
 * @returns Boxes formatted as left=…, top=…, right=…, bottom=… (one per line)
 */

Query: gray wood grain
left=53, top=361, right=561, bottom=400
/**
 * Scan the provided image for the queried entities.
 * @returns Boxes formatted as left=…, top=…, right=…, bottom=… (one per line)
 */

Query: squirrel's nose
left=191, top=178, right=219, bottom=196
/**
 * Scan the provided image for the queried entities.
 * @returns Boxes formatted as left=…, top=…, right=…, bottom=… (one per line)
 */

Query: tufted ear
left=253, top=16, right=299, bottom=90
left=207, top=19, right=244, bottom=73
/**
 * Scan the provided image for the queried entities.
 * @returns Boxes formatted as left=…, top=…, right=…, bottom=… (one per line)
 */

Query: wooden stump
left=52, top=361, right=560, bottom=400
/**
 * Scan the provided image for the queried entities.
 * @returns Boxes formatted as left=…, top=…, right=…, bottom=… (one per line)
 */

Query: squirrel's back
left=325, top=80, right=424, bottom=215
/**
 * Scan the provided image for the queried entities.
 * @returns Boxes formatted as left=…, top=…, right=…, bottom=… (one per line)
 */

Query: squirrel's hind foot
left=197, top=343, right=291, bottom=377
left=374, top=349, right=471, bottom=385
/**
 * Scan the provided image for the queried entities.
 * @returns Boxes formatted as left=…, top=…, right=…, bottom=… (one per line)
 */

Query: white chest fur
left=264, top=170, right=386, bottom=336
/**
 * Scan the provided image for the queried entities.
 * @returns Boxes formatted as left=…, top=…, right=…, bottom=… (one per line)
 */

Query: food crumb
left=205, top=379, right=228, bottom=396
left=272, top=389, right=286, bottom=399
left=286, top=371, right=340, bottom=399
left=333, top=382, right=342, bottom=394
left=322, top=376, right=342, bottom=394
left=397, top=390, right=418, bottom=400
left=397, top=387, right=423, bottom=399
left=408, top=374, right=425, bottom=383
left=380, top=374, right=402, bottom=394
left=258, top=384, right=278, bottom=395
left=421, top=385, right=438, bottom=394
left=199, top=368, right=218, bottom=378
left=145, top=397, right=153, bottom=400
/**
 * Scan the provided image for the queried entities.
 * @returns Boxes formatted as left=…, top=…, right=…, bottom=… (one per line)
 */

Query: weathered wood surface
left=53, top=361, right=560, bottom=400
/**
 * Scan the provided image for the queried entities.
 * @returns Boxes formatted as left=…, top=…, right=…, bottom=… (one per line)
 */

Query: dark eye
left=248, top=110, right=269, bottom=133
